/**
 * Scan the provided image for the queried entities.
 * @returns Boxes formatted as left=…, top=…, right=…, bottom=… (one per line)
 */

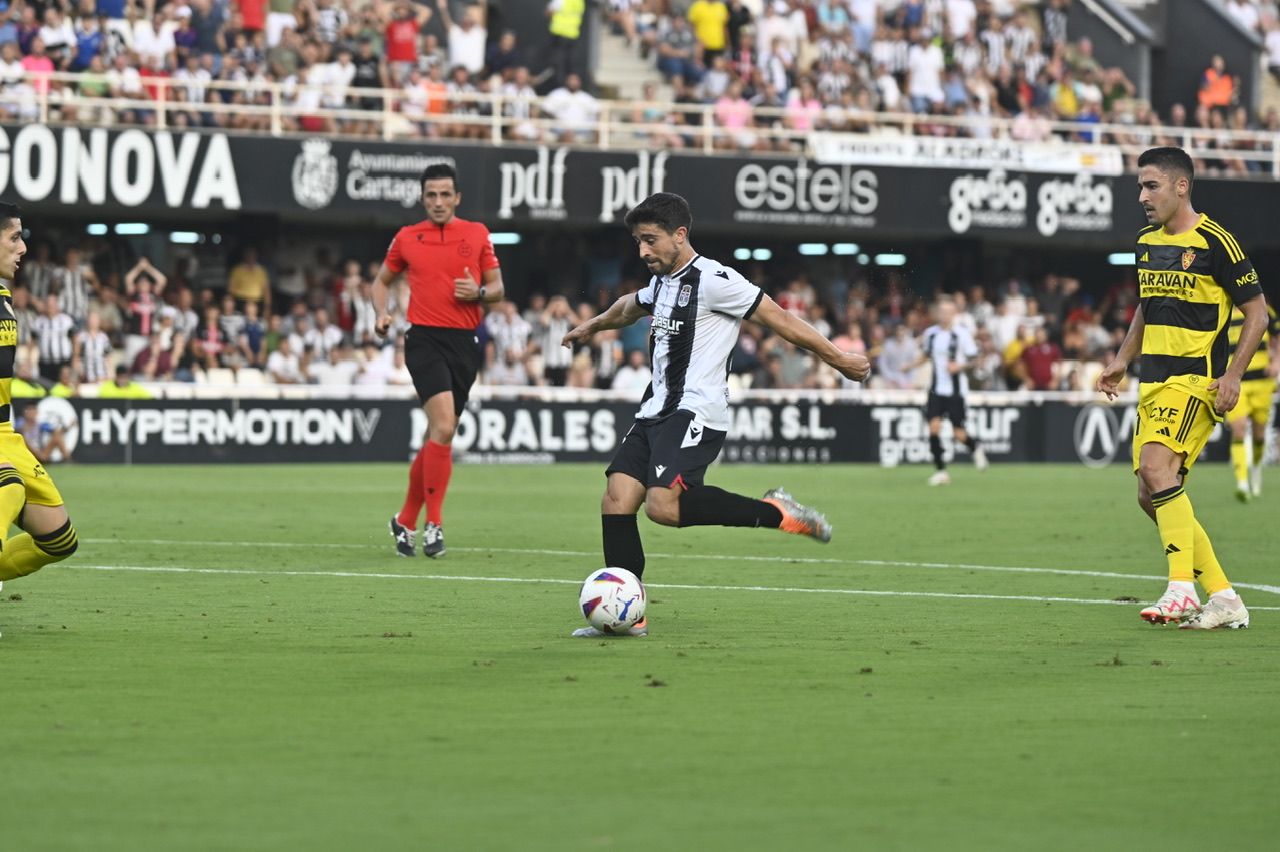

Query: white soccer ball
left=578, top=568, right=647, bottom=634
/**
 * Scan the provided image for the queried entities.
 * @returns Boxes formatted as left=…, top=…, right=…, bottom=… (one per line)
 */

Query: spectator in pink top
left=714, top=79, right=757, bottom=149
left=784, top=77, right=822, bottom=137
left=21, top=38, right=55, bottom=96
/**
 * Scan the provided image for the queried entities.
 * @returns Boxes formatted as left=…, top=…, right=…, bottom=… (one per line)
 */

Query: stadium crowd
left=12, top=235, right=1134, bottom=402
left=0, top=1, right=1276, bottom=174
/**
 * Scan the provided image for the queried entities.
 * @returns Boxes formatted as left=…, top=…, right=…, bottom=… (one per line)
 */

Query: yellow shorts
left=1225, top=378, right=1276, bottom=426
left=1132, top=382, right=1217, bottom=474
left=0, top=428, right=64, bottom=507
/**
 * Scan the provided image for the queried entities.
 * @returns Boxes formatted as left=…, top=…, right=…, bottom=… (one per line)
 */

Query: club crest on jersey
left=1181, top=249, right=1196, bottom=270
left=458, top=241, right=472, bottom=257
left=678, top=284, right=692, bottom=307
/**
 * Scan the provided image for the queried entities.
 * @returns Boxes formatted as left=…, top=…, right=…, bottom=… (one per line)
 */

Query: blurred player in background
left=0, top=202, right=80, bottom=622
left=562, top=192, right=871, bottom=637
left=1096, top=147, right=1268, bottom=630
left=1224, top=302, right=1279, bottom=501
left=373, top=164, right=504, bottom=559
left=918, top=297, right=988, bottom=486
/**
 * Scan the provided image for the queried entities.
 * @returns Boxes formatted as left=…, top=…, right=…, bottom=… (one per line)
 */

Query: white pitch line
left=80, top=538, right=1280, bottom=598
left=64, top=563, right=1280, bottom=612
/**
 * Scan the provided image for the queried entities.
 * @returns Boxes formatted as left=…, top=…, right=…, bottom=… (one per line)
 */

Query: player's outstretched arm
left=562, top=293, right=646, bottom=348
left=1210, top=294, right=1268, bottom=414
left=750, top=295, right=871, bottom=382
left=372, top=262, right=402, bottom=336
left=1096, top=305, right=1145, bottom=400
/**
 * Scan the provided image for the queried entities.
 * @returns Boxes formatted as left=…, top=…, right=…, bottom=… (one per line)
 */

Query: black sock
left=930, top=434, right=946, bottom=470
left=677, top=485, right=784, bottom=529
left=602, top=514, right=645, bottom=579
left=962, top=435, right=977, bottom=452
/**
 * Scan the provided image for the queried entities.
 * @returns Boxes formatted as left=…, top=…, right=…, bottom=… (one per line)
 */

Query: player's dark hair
left=0, top=201, right=21, bottom=231
left=1138, top=147, right=1194, bottom=188
left=624, top=192, right=693, bottom=235
left=420, top=163, right=459, bottom=191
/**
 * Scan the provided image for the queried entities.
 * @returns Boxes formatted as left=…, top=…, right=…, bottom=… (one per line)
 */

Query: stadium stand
left=2, top=0, right=1277, bottom=403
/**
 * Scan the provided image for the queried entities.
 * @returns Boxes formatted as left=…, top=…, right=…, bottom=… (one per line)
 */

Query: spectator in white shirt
left=543, top=73, right=600, bottom=143
left=944, top=0, right=977, bottom=42
left=39, top=8, right=76, bottom=69
left=132, top=9, right=177, bottom=70
left=611, top=349, right=652, bottom=393
left=303, top=309, right=345, bottom=360
left=906, top=27, right=945, bottom=112
left=266, top=336, right=305, bottom=384
left=436, top=0, right=487, bottom=75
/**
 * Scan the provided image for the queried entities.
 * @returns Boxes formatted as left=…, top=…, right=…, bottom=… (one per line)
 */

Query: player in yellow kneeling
left=0, top=203, right=79, bottom=618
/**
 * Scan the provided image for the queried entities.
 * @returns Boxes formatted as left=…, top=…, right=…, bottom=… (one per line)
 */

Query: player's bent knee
left=34, top=519, right=79, bottom=562
left=643, top=494, right=680, bottom=527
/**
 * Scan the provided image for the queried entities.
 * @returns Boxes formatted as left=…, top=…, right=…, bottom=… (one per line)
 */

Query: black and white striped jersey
left=921, top=323, right=978, bottom=397
left=634, top=254, right=763, bottom=431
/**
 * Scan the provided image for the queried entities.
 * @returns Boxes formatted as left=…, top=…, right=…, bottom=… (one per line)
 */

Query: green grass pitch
left=3, top=461, right=1278, bottom=851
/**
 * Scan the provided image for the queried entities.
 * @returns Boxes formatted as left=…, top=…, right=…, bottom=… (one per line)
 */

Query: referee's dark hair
left=624, top=192, right=693, bottom=235
left=420, top=163, right=459, bottom=191
left=0, top=200, right=21, bottom=231
left=1138, top=147, right=1194, bottom=188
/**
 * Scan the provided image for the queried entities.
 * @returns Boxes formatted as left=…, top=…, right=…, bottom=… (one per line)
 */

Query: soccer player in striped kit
left=562, top=192, right=871, bottom=637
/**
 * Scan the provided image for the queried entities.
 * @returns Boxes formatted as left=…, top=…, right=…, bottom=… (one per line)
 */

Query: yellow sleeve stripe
left=1200, top=219, right=1244, bottom=264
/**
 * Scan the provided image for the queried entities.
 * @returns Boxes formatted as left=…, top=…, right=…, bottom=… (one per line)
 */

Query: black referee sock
left=602, top=514, right=645, bottom=579
left=678, top=486, right=784, bottom=529
left=929, top=434, right=946, bottom=470
left=962, top=435, right=978, bottom=452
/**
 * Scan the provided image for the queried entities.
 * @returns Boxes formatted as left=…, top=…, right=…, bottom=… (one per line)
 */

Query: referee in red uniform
left=374, top=163, right=505, bottom=558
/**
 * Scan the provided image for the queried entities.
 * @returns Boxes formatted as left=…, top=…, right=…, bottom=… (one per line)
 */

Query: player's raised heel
left=423, top=522, right=446, bottom=558
left=762, top=488, right=832, bottom=543
left=1138, top=588, right=1201, bottom=625
left=388, top=515, right=416, bottom=557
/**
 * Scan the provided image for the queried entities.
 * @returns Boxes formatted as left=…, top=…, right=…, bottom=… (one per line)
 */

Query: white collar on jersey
left=662, top=254, right=700, bottom=283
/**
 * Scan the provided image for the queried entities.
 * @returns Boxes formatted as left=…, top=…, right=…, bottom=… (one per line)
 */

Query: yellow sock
left=0, top=469, right=25, bottom=547
left=1151, top=486, right=1195, bottom=583
left=0, top=521, right=78, bottom=582
left=1192, top=519, right=1232, bottom=596
left=1230, top=440, right=1249, bottom=484
left=1253, top=440, right=1265, bottom=468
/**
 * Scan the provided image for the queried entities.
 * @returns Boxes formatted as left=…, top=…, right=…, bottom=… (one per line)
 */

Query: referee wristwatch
left=477, top=285, right=486, bottom=301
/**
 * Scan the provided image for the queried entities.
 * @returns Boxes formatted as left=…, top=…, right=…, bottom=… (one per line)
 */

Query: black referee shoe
left=423, top=522, right=446, bottom=559
left=388, top=515, right=416, bottom=558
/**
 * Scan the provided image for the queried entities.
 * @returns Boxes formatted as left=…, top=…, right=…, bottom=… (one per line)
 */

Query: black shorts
left=404, top=325, right=481, bottom=415
left=925, top=392, right=967, bottom=427
left=606, top=410, right=725, bottom=490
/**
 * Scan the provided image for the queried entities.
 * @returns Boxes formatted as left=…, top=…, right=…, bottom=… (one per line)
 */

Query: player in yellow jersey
left=0, top=202, right=79, bottom=636
left=1225, top=303, right=1279, bottom=501
left=1096, top=147, right=1269, bottom=630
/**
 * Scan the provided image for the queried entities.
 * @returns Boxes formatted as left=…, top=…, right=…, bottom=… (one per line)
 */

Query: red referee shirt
left=383, top=217, right=500, bottom=329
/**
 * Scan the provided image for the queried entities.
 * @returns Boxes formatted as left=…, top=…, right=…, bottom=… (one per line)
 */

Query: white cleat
left=1139, top=587, right=1201, bottom=625
left=928, top=470, right=951, bottom=486
left=973, top=446, right=989, bottom=471
left=1235, top=482, right=1251, bottom=504
left=422, top=522, right=446, bottom=558
left=1179, top=595, right=1250, bottom=630
left=572, top=618, right=648, bottom=638
left=1249, top=465, right=1263, bottom=498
